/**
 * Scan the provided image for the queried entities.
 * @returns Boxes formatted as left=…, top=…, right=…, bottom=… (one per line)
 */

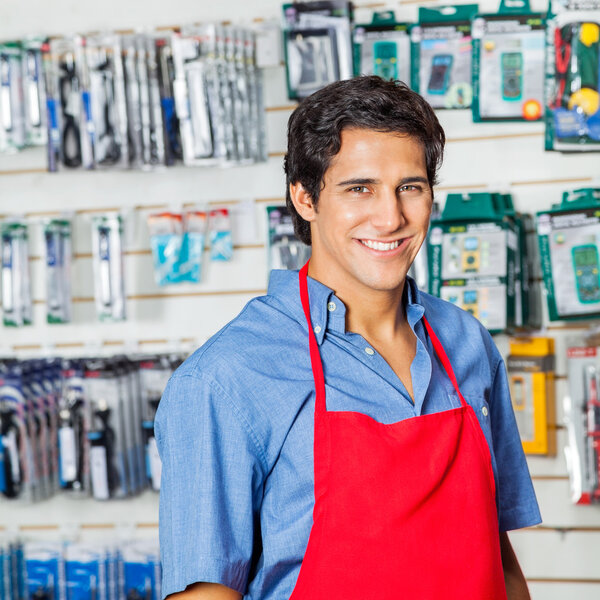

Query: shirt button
left=327, top=302, right=336, bottom=312
left=482, top=406, right=489, bottom=417
left=365, top=347, right=375, bottom=356
left=314, top=326, right=322, bottom=334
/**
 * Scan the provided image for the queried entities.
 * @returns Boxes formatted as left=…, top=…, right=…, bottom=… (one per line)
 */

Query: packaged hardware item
left=472, top=0, right=545, bottom=121
left=91, top=215, right=126, bottom=322
left=283, top=1, right=353, bottom=100
left=44, top=219, right=72, bottom=324
left=147, top=212, right=185, bottom=286
left=64, top=544, right=109, bottom=600
left=25, top=543, right=64, bottom=600
left=120, top=542, right=161, bottom=600
left=412, top=4, right=479, bottom=109
left=427, top=192, right=518, bottom=333
left=537, top=188, right=600, bottom=320
left=545, top=0, right=600, bottom=151
left=1, top=220, right=33, bottom=327
left=85, top=34, right=128, bottom=168
left=507, top=337, right=556, bottom=454
left=0, top=42, right=26, bottom=152
left=44, top=36, right=94, bottom=170
left=266, top=206, right=311, bottom=272
left=180, top=211, right=207, bottom=283
left=566, top=344, right=600, bottom=503
left=209, top=208, right=233, bottom=261
left=21, top=38, right=47, bottom=147
left=353, top=11, right=411, bottom=84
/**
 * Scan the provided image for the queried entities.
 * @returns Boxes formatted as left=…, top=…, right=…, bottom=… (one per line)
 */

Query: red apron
left=290, top=263, right=507, bottom=599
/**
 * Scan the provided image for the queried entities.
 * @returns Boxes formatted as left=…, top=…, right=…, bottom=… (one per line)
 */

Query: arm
left=167, top=583, right=241, bottom=600
left=500, top=531, right=530, bottom=600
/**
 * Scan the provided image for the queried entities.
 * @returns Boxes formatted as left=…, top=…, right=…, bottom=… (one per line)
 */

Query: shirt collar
left=267, top=270, right=425, bottom=345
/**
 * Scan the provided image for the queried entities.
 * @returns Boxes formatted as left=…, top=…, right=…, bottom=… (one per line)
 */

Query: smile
left=360, top=239, right=403, bottom=251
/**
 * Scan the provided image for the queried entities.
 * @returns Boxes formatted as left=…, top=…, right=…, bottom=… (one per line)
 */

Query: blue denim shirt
left=156, top=270, right=541, bottom=599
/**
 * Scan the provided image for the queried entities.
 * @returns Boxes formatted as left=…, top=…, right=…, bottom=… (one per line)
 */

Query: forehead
left=327, top=128, right=426, bottom=174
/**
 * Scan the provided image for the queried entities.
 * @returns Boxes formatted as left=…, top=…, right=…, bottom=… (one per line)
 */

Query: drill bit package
left=147, top=212, right=185, bottom=286
left=1, top=220, right=33, bottom=327
left=353, top=11, right=412, bottom=85
left=21, top=38, right=47, bottom=146
left=0, top=42, right=26, bottom=152
left=545, top=0, right=600, bottom=151
left=282, top=1, right=354, bottom=100
left=154, top=34, right=182, bottom=166
left=472, top=0, right=545, bottom=122
left=209, top=208, right=233, bottom=261
left=84, top=359, right=128, bottom=500
left=266, top=206, right=311, bottom=272
left=91, top=215, right=126, bottom=322
left=43, top=219, right=72, bottom=324
left=85, top=34, right=129, bottom=168
left=45, top=36, right=94, bottom=170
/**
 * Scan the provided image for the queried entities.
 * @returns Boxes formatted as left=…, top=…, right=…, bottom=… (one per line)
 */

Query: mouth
left=358, top=238, right=409, bottom=253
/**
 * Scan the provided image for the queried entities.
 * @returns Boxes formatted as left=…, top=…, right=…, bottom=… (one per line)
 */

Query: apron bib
left=289, top=263, right=507, bottom=599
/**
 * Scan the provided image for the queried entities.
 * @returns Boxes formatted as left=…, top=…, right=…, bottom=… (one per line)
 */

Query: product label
left=90, top=445, right=110, bottom=500
left=59, top=426, right=77, bottom=482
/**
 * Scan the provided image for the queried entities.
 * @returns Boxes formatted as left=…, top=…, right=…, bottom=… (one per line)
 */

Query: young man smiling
left=156, top=77, right=541, bottom=600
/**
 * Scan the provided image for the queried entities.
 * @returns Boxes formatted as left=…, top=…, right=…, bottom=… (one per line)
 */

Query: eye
left=348, top=186, right=369, bottom=194
left=399, top=184, right=423, bottom=193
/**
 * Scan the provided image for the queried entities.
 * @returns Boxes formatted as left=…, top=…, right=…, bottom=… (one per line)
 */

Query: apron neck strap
left=299, top=261, right=327, bottom=413
left=421, top=318, right=468, bottom=409
left=299, top=262, right=468, bottom=412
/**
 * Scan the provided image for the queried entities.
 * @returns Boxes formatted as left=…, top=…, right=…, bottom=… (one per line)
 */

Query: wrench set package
left=1, top=220, right=33, bottom=328
left=545, top=0, right=600, bottom=152
left=472, top=0, right=545, bottom=122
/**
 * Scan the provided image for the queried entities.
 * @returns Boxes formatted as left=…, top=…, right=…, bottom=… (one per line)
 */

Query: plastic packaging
left=44, top=219, right=72, bottom=324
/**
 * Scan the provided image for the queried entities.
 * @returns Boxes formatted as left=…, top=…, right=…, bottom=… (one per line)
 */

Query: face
left=290, top=128, right=433, bottom=299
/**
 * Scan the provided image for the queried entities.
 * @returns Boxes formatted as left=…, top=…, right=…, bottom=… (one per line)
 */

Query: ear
left=289, top=182, right=317, bottom=222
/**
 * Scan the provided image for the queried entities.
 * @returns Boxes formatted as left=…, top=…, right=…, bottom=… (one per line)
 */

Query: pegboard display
left=1, top=1, right=600, bottom=598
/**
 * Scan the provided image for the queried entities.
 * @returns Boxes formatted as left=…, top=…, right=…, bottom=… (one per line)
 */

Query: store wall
left=2, top=1, right=600, bottom=598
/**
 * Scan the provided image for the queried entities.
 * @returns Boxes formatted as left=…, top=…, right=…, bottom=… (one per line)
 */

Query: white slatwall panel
left=1, top=1, right=600, bottom=596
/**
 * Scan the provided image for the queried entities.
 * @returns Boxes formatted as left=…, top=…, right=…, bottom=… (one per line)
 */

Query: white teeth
left=361, top=239, right=401, bottom=251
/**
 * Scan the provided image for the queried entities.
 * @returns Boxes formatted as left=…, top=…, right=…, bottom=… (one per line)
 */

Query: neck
left=307, top=260, right=409, bottom=343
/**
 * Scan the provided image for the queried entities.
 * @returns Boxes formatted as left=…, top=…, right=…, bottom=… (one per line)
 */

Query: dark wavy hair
left=283, top=76, right=445, bottom=245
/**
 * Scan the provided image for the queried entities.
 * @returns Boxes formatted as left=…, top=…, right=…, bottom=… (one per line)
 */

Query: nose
left=371, top=187, right=406, bottom=233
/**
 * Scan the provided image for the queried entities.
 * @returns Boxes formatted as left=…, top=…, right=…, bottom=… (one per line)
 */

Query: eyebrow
left=336, top=176, right=429, bottom=187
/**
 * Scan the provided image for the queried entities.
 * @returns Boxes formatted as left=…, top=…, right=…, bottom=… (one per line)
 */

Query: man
left=156, top=76, right=541, bottom=600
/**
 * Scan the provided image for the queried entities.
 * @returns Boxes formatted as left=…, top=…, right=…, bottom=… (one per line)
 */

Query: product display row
left=0, top=539, right=160, bottom=600
left=0, top=25, right=267, bottom=169
left=0, top=353, right=181, bottom=503
left=282, top=0, right=599, bottom=151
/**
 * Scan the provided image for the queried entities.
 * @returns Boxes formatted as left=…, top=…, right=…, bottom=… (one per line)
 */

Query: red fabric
left=291, top=263, right=507, bottom=599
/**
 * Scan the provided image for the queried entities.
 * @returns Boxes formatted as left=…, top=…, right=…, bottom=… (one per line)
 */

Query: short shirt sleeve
left=488, top=357, right=542, bottom=531
left=155, top=373, right=266, bottom=597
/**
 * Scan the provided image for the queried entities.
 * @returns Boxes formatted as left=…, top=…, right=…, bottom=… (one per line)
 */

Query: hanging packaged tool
left=154, top=34, right=182, bottom=166
left=412, top=4, right=479, bottom=109
left=537, top=188, right=600, bottom=320
left=282, top=1, right=353, bottom=100
left=545, top=0, right=600, bottom=151
left=85, top=34, right=129, bottom=168
left=58, top=359, right=89, bottom=494
left=209, top=208, right=233, bottom=261
left=507, top=337, right=556, bottom=455
left=85, top=359, right=128, bottom=500
left=21, top=38, right=47, bottom=147
left=266, top=206, right=311, bottom=272
left=353, top=11, right=412, bottom=85
left=1, top=220, right=33, bottom=328
left=25, top=542, right=64, bottom=600
left=122, top=35, right=145, bottom=169
left=180, top=211, right=207, bottom=283
left=427, top=192, right=519, bottom=334
left=64, top=544, right=109, bottom=600
left=0, top=42, right=26, bottom=152
left=45, top=37, right=94, bottom=170
left=91, top=215, right=126, bottom=322
left=409, top=203, right=441, bottom=292
left=120, top=542, right=161, bottom=600
left=566, top=344, right=600, bottom=503
left=41, top=40, right=60, bottom=172
left=147, top=212, right=185, bottom=286
left=44, top=219, right=72, bottom=324
left=472, top=0, right=545, bottom=121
